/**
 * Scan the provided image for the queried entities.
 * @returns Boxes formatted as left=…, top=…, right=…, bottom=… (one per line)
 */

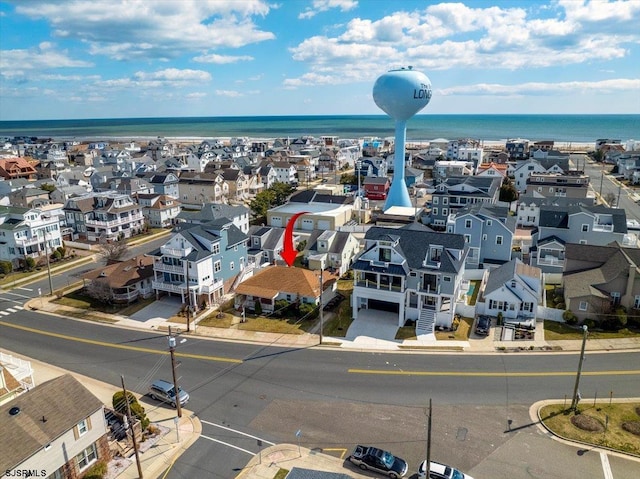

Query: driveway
left=129, top=296, right=182, bottom=323
left=344, top=309, right=400, bottom=346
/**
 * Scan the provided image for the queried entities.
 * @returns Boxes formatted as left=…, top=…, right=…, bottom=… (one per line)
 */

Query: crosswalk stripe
left=0, top=311, right=9, bottom=316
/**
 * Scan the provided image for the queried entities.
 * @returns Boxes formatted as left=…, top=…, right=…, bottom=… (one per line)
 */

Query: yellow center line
left=0, top=320, right=242, bottom=364
left=348, top=369, right=640, bottom=377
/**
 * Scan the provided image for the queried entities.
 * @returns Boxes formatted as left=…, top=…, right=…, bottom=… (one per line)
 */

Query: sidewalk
left=2, top=348, right=201, bottom=479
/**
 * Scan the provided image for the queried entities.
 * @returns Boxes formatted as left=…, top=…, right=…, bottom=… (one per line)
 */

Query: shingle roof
left=539, top=204, right=627, bottom=232
left=484, top=258, right=541, bottom=295
left=364, top=223, right=467, bottom=274
left=236, top=265, right=320, bottom=299
left=81, top=256, right=155, bottom=287
left=0, top=374, right=104, bottom=472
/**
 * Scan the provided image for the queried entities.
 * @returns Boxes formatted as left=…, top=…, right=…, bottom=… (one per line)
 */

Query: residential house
left=524, top=171, right=590, bottom=199
left=177, top=171, right=229, bottom=208
left=446, top=203, right=516, bottom=268
left=219, top=168, right=250, bottom=200
left=8, top=187, right=50, bottom=208
left=0, top=205, right=63, bottom=269
left=82, top=256, right=155, bottom=303
left=476, top=162, right=508, bottom=179
left=149, top=219, right=248, bottom=307
left=63, top=191, right=144, bottom=242
left=106, top=176, right=153, bottom=198
left=0, top=374, right=110, bottom=479
left=267, top=190, right=354, bottom=231
left=137, top=193, right=181, bottom=228
left=303, top=229, right=360, bottom=276
left=363, top=176, right=390, bottom=200
left=514, top=158, right=568, bottom=192
left=476, top=258, right=542, bottom=326
left=0, top=157, right=38, bottom=181
left=505, top=139, right=529, bottom=160
left=446, top=139, right=481, bottom=160
left=0, top=352, right=34, bottom=405
left=140, top=172, right=180, bottom=198
left=530, top=205, right=628, bottom=273
left=257, top=164, right=278, bottom=189
left=404, top=167, right=424, bottom=187
left=246, top=226, right=289, bottom=268
left=429, top=176, right=501, bottom=228
left=433, top=160, right=474, bottom=184
left=516, top=195, right=595, bottom=227
left=176, top=203, right=250, bottom=234
left=271, top=162, right=298, bottom=185
left=563, top=242, right=640, bottom=321
left=235, top=265, right=328, bottom=313
left=50, top=185, right=90, bottom=204
left=351, top=223, right=468, bottom=334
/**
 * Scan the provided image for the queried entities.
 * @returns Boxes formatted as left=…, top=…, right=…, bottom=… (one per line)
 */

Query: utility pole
left=168, top=326, right=183, bottom=418
left=425, top=398, right=432, bottom=479
left=570, top=325, right=589, bottom=411
left=318, top=268, right=324, bottom=344
left=184, top=257, right=191, bottom=333
left=616, top=184, right=622, bottom=208
left=121, top=375, right=143, bottom=479
left=356, top=159, right=362, bottom=224
left=599, top=172, right=603, bottom=200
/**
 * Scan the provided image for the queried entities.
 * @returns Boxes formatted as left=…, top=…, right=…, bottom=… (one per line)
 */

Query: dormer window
left=430, top=247, right=442, bottom=262
left=378, top=248, right=391, bottom=262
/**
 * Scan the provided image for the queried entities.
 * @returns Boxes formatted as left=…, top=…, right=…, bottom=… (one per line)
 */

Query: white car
left=418, top=461, right=473, bottom=479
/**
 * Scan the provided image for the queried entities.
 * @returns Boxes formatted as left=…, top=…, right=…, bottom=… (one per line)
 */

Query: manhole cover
left=456, top=427, right=468, bottom=441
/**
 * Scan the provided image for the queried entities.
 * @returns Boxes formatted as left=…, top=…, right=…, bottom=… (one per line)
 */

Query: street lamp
left=570, top=325, right=589, bottom=411
left=183, top=257, right=191, bottom=333
left=318, top=267, right=324, bottom=344
left=356, top=160, right=362, bottom=224
left=168, top=326, right=183, bottom=419
left=38, top=230, right=54, bottom=296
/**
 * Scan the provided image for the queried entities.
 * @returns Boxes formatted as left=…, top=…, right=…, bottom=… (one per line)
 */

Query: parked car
left=474, top=315, right=491, bottom=336
left=348, top=445, right=408, bottom=478
left=148, top=379, right=190, bottom=408
left=418, top=461, right=474, bottom=479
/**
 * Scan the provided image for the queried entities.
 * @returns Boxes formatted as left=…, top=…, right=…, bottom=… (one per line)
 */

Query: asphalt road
left=1, top=308, right=639, bottom=479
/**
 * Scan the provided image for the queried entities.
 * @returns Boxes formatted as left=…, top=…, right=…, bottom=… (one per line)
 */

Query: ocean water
left=0, top=114, right=638, bottom=143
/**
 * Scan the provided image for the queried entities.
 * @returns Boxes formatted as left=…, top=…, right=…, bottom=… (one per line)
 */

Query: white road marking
left=6, top=308, right=18, bottom=313
left=5, top=291, right=34, bottom=299
left=600, top=452, right=613, bottom=479
left=199, top=434, right=255, bottom=455
left=201, top=420, right=276, bottom=446
left=0, top=311, right=9, bottom=316
left=17, top=287, right=33, bottom=292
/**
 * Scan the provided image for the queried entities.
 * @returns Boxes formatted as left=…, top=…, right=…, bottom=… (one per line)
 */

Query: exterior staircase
left=416, top=308, right=436, bottom=336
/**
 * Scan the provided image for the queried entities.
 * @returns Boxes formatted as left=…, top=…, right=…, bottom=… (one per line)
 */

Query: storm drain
left=456, top=427, right=468, bottom=441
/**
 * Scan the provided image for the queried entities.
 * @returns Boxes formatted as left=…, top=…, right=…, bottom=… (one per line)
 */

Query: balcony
left=154, top=262, right=185, bottom=274
left=202, top=278, right=224, bottom=293
left=85, top=212, right=144, bottom=228
left=355, top=279, right=403, bottom=292
left=593, top=224, right=614, bottom=232
left=152, top=280, right=186, bottom=294
left=537, top=255, right=563, bottom=266
left=160, top=245, right=190, bottom=257
left=422, top=260, right=441, bottom=269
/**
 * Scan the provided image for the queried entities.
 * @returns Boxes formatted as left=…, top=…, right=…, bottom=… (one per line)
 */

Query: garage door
left=317, top=220, right=330, bottom=230
left=270, top=216, right=282, bottom=227
left=368, top=299, right=400, bottom=313
left=301, top=219, right=314, bottom=230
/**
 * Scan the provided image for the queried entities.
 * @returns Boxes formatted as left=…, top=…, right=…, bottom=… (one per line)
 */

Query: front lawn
left=323, top=279, right=354, bottom=337
left=435, top=316, right=473, bottom=340
left=544, top=321, right=640, bottom=340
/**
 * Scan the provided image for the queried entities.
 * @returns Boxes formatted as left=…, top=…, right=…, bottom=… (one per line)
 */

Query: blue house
left=149, top=218, right=248, bottom=309
left=447, top=204, right=516, bottom=268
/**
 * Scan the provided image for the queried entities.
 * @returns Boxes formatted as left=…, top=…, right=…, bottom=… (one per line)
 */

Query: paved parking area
left=129, top=295, right=182, bottom=323
left=345, top=309, right=400, bottom=345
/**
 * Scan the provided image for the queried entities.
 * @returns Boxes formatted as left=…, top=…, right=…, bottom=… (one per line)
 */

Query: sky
left=1, top=0, right=639, bottom=120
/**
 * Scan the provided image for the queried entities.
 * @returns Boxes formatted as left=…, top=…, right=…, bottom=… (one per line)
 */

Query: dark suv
left=475, top=315, right=491, bottom=336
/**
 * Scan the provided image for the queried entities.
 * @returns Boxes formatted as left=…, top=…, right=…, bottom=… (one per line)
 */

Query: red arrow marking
left=280, top=211, right=308, bottom=267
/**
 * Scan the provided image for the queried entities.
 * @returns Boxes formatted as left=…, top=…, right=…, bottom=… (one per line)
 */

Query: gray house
left=447, top=203, right=516, bottom=268
left=351, top=223, right=468, bottom=335
left=429, top=176, right=501, bottom=228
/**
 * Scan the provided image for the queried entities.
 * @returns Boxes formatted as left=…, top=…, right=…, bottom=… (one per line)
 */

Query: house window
left=253, top=238, right=259, bottom=245
left=214, top=261, right=221, bottom=273
left=379, top=248, right=391, bottom=262
left=212, top=243, right=220, bottom=255
left=433, top=197, right=439, bottom=204
left=430, top=247, right=442, bottom=262
left=76, top=443, right=98, bottom=470
left=465, top=219, right=472, bottom=228
left=496, top=236, right=503, bottom=245
left=611, top=292, right=621, bottom=305
left=230, top=262, right=235, bottom=270
left=48, top=467, right=64, bottom=479
left=234, top=245, right=238, bottom=251
left=582, top=224, right=589, bottom=232
left=443, top=197, right=448, bottom=205
left=77, top=418, right=89, bottom=436
left=579, top=301, right=588, bottom=311
left=634, top=295, right=640, bottom=309
left=443, top=276, right=451, bottom=282
left=464, top=234, right=471, bottom=243
left=482, top=234, right=487, bottom=241
left=432, top=208, right=438, bottom=216
left=442, top=208, right=448, bottom=216
left=486, top=220, right=492, bottom=226
left=579, top=239, right=587, bottom=244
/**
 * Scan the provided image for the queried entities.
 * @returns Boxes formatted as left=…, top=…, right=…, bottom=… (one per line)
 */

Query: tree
left=603, top=192, right=616, bottom=207
left=112, top=391, right=149, bottom=430
left=86, top=279, right=114, bottom=304
left=499, top=177, right=518, bottom=203
left=340, top=173, right=357, bottom=185
left=248, top=182, right=294, bottom=221
left=40, top=183, right=56, bottom=193
left=98, top=240, right=129, bottom=263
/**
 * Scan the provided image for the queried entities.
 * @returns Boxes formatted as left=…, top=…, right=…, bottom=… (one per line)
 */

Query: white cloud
left=216, top=89, right=244, bottom=97
left=186, top=92, right=207, bottom=99
left=438, top=79, right=640, bottom=96
left=16, top=0, right=275, bottom=60
left=299, top=0, right=358, bottom=20
left=133, top=68, right=211, bottom=82
left=286, top=2, right=640, bottom=86
left=0, top=42, right=92, bottom=77
left=193, top=53, right=254, bottom=64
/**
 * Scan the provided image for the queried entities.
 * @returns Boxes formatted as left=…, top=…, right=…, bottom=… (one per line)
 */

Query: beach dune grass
left=539, top=402, right=640, bottom=455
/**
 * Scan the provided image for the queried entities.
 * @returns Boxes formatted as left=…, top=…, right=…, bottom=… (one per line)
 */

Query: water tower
left=373, top=67, right=432, bottom=209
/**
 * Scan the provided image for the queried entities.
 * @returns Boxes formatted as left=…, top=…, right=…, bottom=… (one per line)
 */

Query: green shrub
left=82, top=460, right=107, bottom=479
left=583, top=318, right=596, bottom=330
left=0, top=260, right=12, bottom=275
left=254, top=301, right=262, bottom=315
left=556, top=302, right=566, bottom=310
left=112, top=391, right=150, bottom=430
left=299, top=303, right=318, bottom=319
left=25, top=257, right=36, bottom=271
left=563, top=310, right=578, bottom=325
